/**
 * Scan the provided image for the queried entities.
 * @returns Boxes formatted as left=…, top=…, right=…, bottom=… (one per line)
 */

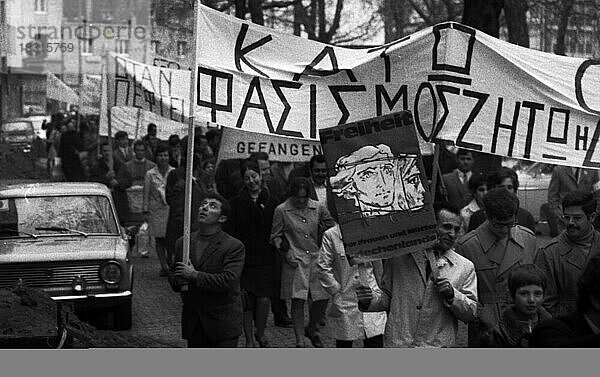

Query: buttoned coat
left=142, top=165, right=174, bottom=238
left=316, top=225, right=387, bottom=341
left=455, top=222, right=537, bottom=346
left=547, top=166, right=600, bottom=212
left=367, top=249, right=478, bottom=347
left=168, top=230, right=245, bottom=342
left=442, top=170, right=473, bottom=210
left=535, top=230, right=600, bottom=317
left=270, top=198, right=335, bottom=300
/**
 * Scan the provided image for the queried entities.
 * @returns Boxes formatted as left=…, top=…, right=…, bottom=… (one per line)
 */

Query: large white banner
left=193, top=5, right=600, bottom=168
left=103, top=4, right=600, bottom=167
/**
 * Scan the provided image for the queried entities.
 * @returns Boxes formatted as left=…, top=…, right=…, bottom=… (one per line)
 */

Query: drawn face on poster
left=330, top=144, right=426, bottom=218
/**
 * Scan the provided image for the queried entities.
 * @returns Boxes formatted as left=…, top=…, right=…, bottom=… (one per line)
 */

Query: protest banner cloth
left=81, top=74, right=102, bottom=115
left=46, top=72, right=79, bottom=104
left=102, top=4, right=600, bottom=167
left=192, top=4, right=600, bottom=168
left=320, top=111, right=437, bottom=263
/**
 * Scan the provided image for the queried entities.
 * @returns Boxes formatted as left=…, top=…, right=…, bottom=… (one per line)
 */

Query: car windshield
left=1, top=122, right=33, bottom=133
left=0, top=195, right=119, bottom=238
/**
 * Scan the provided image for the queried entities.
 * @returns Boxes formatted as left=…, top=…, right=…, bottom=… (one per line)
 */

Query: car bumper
left=52, top=290, right=132, bottom=301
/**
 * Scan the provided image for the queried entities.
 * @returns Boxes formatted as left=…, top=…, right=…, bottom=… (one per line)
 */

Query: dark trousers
left=187, top=324, right=239, bottom=348
left=62, top=165, right=86, bottom=182
left=335, top=335, right=384, bottom=348
left=271, top=251, right=290, bottom=321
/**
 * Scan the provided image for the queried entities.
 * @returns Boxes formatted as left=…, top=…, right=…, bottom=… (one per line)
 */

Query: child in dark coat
left=480, top=264, right=552, bottom=347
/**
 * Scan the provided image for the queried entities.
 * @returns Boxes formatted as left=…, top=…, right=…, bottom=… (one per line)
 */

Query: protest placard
left=320, top=111, right=437, bottom=262
left=218, top=126, right=322, bottom=162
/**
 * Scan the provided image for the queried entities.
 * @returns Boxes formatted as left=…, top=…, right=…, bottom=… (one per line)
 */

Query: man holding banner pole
left=356, top=202, right=478, bottom=347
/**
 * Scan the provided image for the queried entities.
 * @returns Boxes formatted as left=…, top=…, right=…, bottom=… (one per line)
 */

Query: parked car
left=0, top=119, right=37, bottom=154
left=0, top=182, right=134, bottom=330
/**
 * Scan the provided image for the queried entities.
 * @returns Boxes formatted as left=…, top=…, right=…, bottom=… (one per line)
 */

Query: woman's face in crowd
left=204, top=162, right=215, bottom=174
left=475, top=184, right=487, bottom=204
left=292, top=187, right=309, bottom=209
left=244, top=169, right=262, bottom=192
left=156, top=151, right=170, bottom=167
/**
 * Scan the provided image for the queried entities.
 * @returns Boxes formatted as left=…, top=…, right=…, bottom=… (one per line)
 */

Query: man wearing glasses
left=455, top=188, right=537, bottom=347
left=535, top=191, right=600, bottom=318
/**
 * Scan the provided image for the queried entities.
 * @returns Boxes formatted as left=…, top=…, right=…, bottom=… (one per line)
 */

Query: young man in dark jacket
left=169, top=193, right=245, bottom=348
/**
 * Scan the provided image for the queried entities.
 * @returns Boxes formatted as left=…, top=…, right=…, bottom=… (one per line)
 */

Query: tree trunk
left=235, top=0, right=247, bottom=20
left=504, top=0, right=529, bottom=47
left=293, top=0, right=303, bottom=36
left=249, top=0, right=264, bottom=25
left=317, top=0, right=326, bottom=41
left=554, top=0, right=575, bottom=56
left=461, top=0, right=504, bottom=37
left=383, top=0, right=407, bottom=43
left=306, top=0, right=317, bottom=40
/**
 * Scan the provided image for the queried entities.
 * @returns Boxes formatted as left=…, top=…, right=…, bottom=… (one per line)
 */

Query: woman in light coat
left=143, top=143, right=174, bottom=276
left=270, top=177, right=335, bottom=347
left=316, top=223, right=386, bottom=347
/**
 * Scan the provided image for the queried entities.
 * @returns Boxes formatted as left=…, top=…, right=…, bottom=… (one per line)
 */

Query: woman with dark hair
left=168, top=134, right=182, bottom=168
left=198, top=158, right=219, bottom=196
left=143, top=142, right=175, bottom=276
left=460, top=172, right=488, bottom=232
left=270, top=177, right=335, bottom=347
left=228, top=160, right=278, bottom=347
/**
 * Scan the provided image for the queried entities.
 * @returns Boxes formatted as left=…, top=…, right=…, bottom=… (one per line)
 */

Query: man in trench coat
left=455, top=188, right=537, bottom=347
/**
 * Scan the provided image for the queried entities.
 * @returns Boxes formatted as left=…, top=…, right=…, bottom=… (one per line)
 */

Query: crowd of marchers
left=43, top=116, right=600, bottom=348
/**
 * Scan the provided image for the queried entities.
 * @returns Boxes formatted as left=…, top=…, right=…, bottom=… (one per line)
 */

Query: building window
left=92, top=0, right=121, bottom=23
left=177, top=41, right=187, bottom=56
left=63, top=0, right=88, bottom=22
left=116, top=39, right=129, bottom=54
left=151, top=40, right=160, bottom=54
left=569, top=37, right=577, bottom=54
left=585, top=40, right=593, bottom=55
left=80, top=38, right=93, bottom=54
left=35, top=0, right=47, bottom=12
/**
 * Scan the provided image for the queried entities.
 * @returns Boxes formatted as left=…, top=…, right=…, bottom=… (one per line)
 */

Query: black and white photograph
left=1, top=1, right=600, bottom=376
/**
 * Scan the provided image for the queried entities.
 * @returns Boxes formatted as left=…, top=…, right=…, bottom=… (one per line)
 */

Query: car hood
left=2, top=133, right=34, bottom=143
left=0, top=236, right=128, bottom=263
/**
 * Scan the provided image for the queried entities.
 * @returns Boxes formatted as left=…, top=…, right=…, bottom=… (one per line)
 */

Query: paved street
left=122, top=248, right=341, bottom=348
left=120, top=247, right=477, bottom=348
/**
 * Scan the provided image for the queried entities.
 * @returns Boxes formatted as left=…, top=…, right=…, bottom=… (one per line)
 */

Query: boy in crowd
left=480, top=264, right=551, bottom=347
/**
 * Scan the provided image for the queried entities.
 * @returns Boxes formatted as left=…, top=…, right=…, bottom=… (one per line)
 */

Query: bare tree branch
left=325, top=0, right=345, bottom=42
left=262, top=0, right=300, bottom=10
left=407, top=0, right=433, bottom=25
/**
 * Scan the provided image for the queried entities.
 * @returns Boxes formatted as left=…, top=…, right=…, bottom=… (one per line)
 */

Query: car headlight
left=100, top=261, right=122, bottom=284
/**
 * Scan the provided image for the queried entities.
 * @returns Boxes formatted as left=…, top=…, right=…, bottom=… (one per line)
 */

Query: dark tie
left=425, top=259, right=432, bottom=281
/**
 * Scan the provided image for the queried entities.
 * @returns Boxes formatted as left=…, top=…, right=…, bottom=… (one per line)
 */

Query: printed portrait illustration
left=330, top=144, right=426, bottom=218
